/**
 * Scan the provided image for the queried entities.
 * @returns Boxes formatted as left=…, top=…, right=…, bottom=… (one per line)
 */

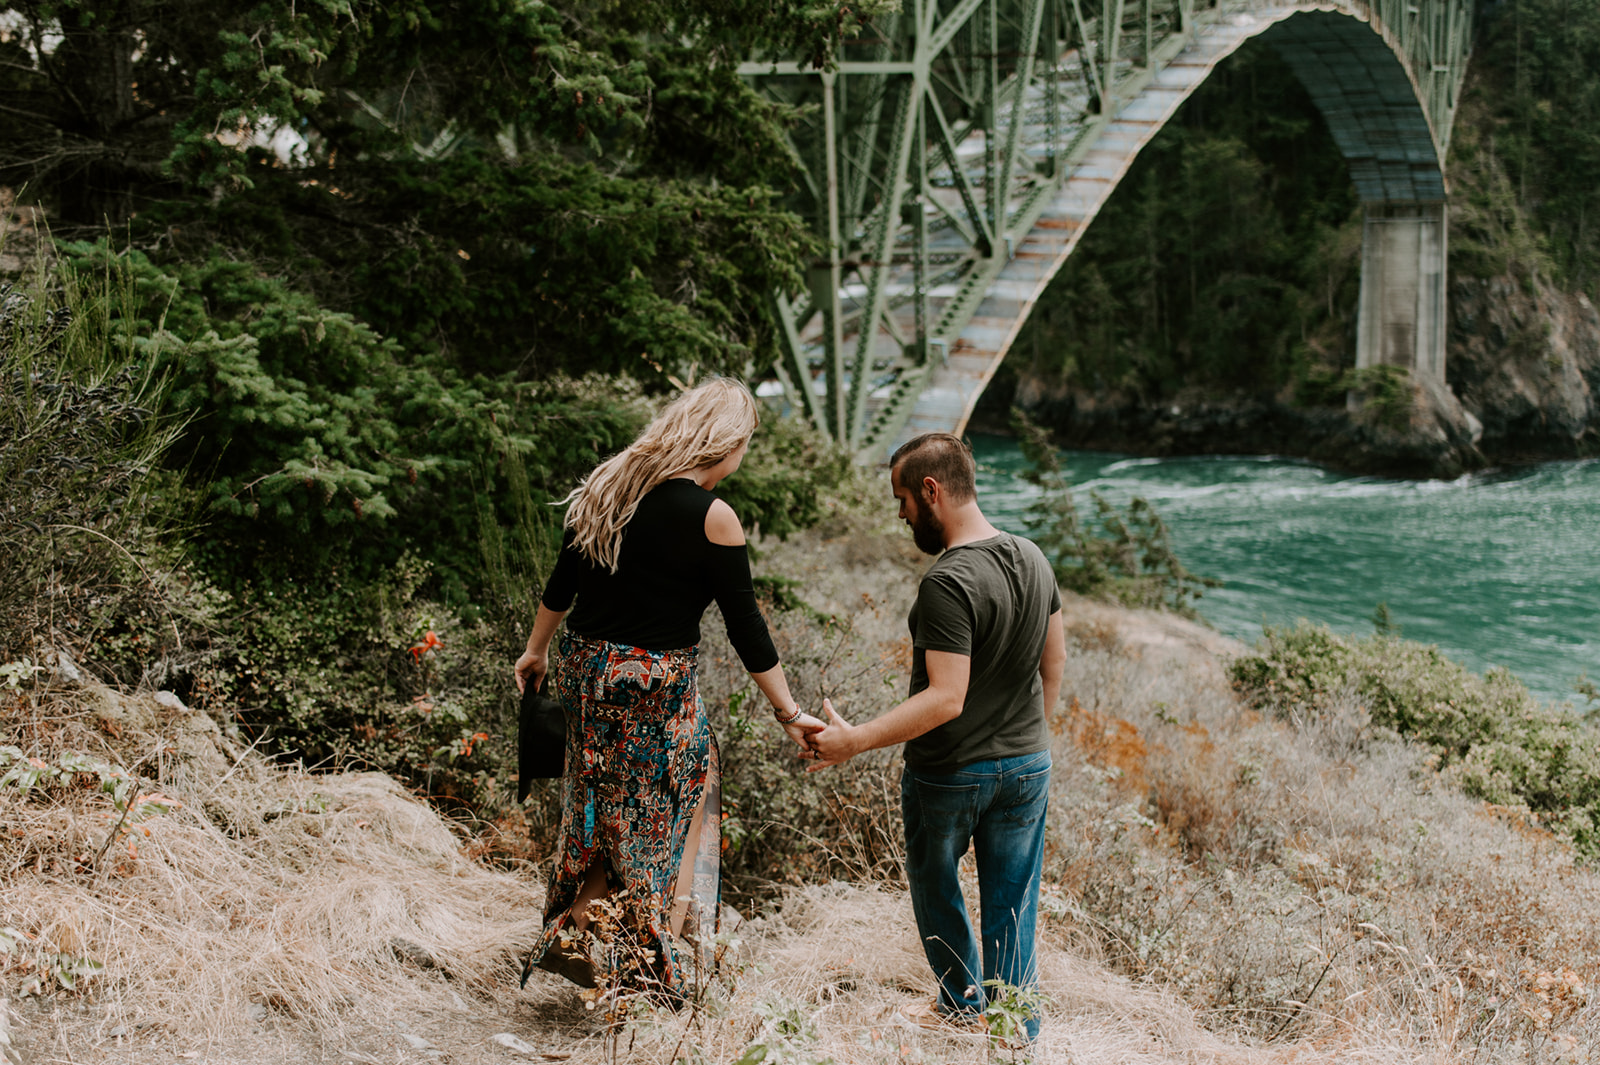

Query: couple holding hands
left=514, top=378, right=1065, bottom=1042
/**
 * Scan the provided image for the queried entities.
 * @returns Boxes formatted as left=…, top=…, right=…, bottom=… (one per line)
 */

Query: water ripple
left=973, top=435, right=1600, bottom=706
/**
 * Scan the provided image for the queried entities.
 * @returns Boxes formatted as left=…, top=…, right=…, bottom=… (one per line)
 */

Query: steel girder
left=740, top=0, right=1475, bottom=458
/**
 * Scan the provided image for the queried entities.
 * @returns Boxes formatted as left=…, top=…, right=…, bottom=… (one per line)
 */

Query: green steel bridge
left=740, top=0, right=1475, bottom=459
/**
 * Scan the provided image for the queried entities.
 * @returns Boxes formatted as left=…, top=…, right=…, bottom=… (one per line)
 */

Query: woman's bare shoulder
left=703, top=498, right=746, bottom=546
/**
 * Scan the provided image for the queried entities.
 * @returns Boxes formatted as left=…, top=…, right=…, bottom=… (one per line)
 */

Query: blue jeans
left=902, top=750, right=1051, bottom=1039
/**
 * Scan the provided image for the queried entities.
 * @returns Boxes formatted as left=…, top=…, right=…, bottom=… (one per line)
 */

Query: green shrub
left=169, top=391, right=848, bottom=816
left=61, top=240, right=654, bottom=602
left=4, top=243, right=858, bottom=828
left=1230, top=623, right=1600, bottom=858
left=183, top=555, right=525, bottom=811
left=717, top=412, right=853, bottom=544
left=1345, top=364, right=1412, bottom=430
left=0, top=255, right=187, bottom=661
left=1011, top=409, right=1219, bottom=615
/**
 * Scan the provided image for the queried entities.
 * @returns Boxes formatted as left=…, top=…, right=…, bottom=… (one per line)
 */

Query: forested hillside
left=1006, top=40, right=1363, bottom=406
left=0, top=0, right=864, bottom=806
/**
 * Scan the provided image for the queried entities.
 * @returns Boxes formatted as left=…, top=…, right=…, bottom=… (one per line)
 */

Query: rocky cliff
left=988, top=270, right=1600, bottom=478
left=1449, top=274, right=1600, bottom=463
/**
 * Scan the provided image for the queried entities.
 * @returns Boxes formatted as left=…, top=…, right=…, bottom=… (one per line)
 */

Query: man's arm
left=807, top=650, right=970, bottom=768
left=1039, top=609, right=1066, bottom=715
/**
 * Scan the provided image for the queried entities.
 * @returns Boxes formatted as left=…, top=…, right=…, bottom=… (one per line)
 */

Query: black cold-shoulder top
left=540, top=478, right=779, bottom=673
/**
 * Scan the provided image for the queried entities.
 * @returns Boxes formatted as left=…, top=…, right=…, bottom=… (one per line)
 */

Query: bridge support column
left=1355, top=201, right=1447, bottom=380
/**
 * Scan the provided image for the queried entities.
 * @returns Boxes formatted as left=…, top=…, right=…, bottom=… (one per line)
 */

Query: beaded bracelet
left=772, top=705, right=802, bottom=725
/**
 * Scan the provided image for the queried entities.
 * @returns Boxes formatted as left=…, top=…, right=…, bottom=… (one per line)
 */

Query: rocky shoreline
left=979, top=270, right=1600, bottom=479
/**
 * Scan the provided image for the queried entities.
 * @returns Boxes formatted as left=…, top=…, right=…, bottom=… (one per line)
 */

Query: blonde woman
left=514, top=377, right=821, bottom=1000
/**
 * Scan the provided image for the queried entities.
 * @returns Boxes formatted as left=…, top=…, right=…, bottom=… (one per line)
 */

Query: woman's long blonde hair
left=563, top=377, right=759, bottom=572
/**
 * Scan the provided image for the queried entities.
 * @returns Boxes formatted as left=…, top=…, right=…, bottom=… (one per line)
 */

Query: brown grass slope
left=2, top=499, right=1597, bottom=1064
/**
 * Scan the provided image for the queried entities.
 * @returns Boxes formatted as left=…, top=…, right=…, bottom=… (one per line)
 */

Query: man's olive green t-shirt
left=904, top=532, right=1061, bottom=774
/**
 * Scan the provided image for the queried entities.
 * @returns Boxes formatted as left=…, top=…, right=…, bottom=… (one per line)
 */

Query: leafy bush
left=13, top=244, right=660, bottom=799
left=1230, top=622, right=1600, bottom=858
left=1289, top=363, right=1413, bottom=422
left=717, top=412, right=853, bottom=544
left=1344, top=364, right=1412, bottom=429
left=61, top=240, right=653, bottom=601
left=1011, top=409, right=1218, bottom=615
left=167, top=386, right=849, bottom=815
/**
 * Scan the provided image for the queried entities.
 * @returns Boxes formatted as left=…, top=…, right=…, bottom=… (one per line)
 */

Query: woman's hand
left=780, top=711, right=825, bottom=753
left=514, top=648, right=547, bottom=695
left=516, top=604, right=567, bottom=694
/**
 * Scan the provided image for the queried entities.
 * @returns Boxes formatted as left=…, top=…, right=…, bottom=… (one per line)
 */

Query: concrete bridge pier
left=1356, top=201, right=1448, bottom=378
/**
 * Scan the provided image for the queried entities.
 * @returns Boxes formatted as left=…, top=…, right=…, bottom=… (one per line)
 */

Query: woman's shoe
left=540, top=943, right=597, bottom=989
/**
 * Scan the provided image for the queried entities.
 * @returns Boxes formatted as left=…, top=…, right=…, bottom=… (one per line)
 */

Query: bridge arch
left=741, top=0, right=1474, bottom=455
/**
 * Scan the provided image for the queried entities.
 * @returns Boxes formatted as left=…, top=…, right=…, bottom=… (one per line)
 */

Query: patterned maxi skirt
left=523, top=631, right=721, bottom=999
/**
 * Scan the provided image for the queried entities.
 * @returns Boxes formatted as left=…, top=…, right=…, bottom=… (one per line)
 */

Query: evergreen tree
left=0, top=0, right=890, bottom=380
left=0, top=0, right=883, bottom=588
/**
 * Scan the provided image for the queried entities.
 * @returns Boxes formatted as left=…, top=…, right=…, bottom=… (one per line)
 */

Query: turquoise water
left=970, top=435, right=1600, bottom=707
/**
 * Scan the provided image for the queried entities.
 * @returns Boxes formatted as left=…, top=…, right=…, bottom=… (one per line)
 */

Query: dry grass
left=0, top=187, right=48, bottom=275
left=0, top=682, right=542, bottom=1048
left=1034, top=597, right=1600, bottom=1062
left=525, top=879, right=1455, bottom=1065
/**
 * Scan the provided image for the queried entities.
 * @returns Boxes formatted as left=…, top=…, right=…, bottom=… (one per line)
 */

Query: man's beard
left=910, top=507, right=946, bottom=555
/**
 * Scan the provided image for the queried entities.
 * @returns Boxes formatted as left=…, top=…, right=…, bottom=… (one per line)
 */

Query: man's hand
left=804, top=698, right=858, bottom=771
left=781, top=712, right=826, bottom=753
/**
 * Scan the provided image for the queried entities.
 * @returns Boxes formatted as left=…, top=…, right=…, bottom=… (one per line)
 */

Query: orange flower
left=408, top=630, right=443, bottom=661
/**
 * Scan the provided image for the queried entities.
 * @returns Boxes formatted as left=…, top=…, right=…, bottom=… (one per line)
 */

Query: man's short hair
left=891, top=433, right=977, bottom=503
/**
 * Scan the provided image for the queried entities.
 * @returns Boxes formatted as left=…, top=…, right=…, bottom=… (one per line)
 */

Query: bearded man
left=807, top=432, right=1066, bottom=1043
